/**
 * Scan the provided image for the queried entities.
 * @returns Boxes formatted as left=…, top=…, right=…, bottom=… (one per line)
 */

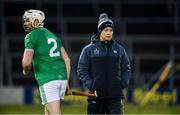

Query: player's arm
left=61, top=46, right=71, bottom=81
left=22, top=49, right=34, bottom=76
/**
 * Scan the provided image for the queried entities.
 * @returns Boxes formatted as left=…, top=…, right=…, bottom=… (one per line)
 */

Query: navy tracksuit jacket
left=77, top=34, right=131, bottom=99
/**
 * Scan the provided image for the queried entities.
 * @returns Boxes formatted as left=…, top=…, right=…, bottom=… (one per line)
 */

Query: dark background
left=0, top=0, right=179, bottom=90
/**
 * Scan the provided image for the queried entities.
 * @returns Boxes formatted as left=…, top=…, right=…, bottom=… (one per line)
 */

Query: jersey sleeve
left=24, top=31, right=38, bottom=51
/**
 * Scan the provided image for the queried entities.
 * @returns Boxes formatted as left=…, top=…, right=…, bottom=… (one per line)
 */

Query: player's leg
left=45, top=100, right=60, bottom=114
left=39, top=80, right=65, bottom=114
left=44, top=107, right=48, bottom=115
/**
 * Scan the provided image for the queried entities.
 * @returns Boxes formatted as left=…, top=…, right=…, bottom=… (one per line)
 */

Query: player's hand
left=23, top=69, right=31, bottom=77
left=65, top=84, right=70, bottom=96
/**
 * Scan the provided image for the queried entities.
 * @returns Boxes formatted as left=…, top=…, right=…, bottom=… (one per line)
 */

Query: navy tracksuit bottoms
left=87, top=98, right=123, bottom=114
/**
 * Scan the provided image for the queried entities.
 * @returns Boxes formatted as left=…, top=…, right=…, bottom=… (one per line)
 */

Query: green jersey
left=24, top=27, right=67, bottom=86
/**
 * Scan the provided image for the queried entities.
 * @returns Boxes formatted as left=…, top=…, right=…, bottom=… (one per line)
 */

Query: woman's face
left=100, top=27, right=113, bottom=41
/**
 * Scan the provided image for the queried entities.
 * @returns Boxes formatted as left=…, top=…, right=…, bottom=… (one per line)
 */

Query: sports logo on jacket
left=94, top=48, right=99, bottom=55
left=113, top=50, right=117, bottom=54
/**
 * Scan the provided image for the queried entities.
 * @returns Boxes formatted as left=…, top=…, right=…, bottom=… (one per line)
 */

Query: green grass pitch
left=0, top=103, right=180, bottom=114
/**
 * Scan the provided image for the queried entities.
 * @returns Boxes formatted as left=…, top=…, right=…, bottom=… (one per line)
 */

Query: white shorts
left=39, top=80, right=67, bottom=105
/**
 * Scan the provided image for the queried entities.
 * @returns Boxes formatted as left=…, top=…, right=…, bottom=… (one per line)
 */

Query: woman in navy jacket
left=77, top=13, right=131, bottom=114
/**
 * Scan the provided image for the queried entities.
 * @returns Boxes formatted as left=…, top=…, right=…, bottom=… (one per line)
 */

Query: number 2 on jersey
left=48, top=38, right=60, bottom=57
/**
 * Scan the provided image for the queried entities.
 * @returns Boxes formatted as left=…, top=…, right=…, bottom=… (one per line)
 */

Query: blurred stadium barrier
left=128, top=88, right=179, bottom=105
left=0, top=87, right=24, bottom=104
left=0, top=86, right=180, bottom=105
